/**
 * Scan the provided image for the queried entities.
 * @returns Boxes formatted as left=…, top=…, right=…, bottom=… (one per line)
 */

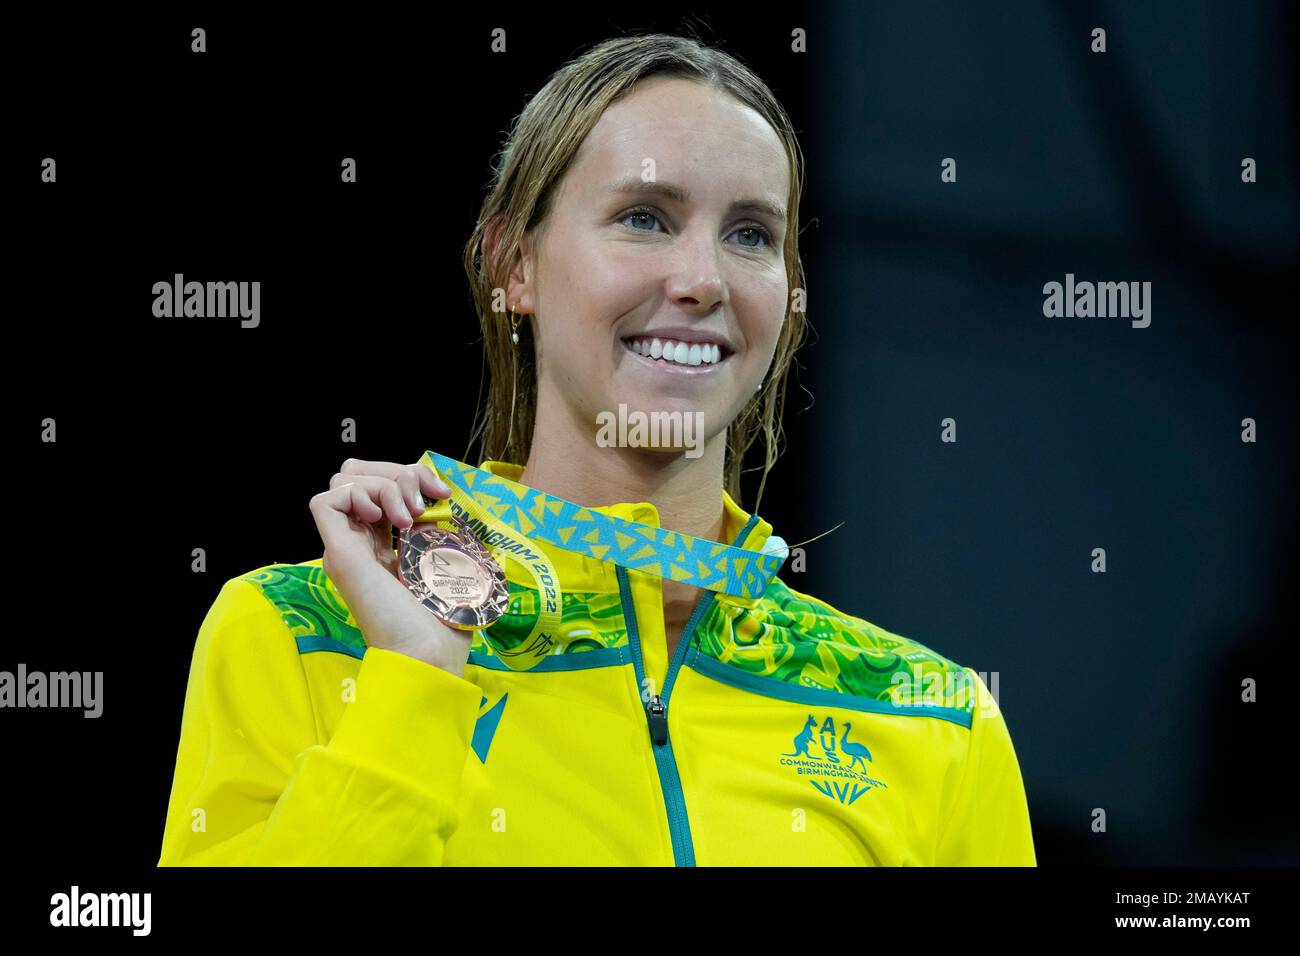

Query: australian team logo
left=779, top=714, right=889, bottom=806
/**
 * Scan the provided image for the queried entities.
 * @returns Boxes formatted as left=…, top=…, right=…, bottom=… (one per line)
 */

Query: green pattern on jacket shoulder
left=694, top=576, right=978, bottom=712
left=237, top=561, right=367, bottom=654
left=237, top=561, right=629, bottom=659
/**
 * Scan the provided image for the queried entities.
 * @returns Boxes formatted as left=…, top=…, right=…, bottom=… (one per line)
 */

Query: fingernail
left=414, top=492, right=426, bottom=512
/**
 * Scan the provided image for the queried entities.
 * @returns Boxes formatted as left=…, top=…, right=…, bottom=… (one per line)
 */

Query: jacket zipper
left=617, top=564, right=715, bottom=866
left=616, top=514, right=761, bottom=866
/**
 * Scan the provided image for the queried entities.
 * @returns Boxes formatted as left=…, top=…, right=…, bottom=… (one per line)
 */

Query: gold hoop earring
left=509, top=304, right=523, bottom=345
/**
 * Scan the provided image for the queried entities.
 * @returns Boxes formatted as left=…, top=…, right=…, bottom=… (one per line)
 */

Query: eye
left=618, top=206, right=666, bottom=232
left=730, top=224, right=774, bottom=249
left=617, top=206, right=775, bottom=249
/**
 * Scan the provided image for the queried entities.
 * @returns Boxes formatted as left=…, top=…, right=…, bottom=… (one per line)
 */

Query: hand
left=309, top=456, right=472, bottom=675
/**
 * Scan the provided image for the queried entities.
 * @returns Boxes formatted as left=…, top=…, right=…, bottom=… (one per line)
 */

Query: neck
left=518, top=391, right=728, bottom=545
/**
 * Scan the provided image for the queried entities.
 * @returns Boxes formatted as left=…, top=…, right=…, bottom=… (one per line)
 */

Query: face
left=510, top=76, right=791, bottom=455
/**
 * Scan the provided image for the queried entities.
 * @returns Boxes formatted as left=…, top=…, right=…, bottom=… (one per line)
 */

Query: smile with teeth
left=623, top=337, right=726, bottom=366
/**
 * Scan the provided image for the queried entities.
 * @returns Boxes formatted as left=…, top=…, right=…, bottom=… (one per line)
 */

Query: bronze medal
left=398, top=513, right=509, bottom=630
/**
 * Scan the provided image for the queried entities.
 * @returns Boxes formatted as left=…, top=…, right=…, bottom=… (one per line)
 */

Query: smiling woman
left=159, top=31, right=1037, bottom=868
left=470, top=65, right=801, bottom=511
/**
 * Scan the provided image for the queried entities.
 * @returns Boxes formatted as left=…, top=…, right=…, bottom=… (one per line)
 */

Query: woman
left=159, top=32, right=1036, bottom=866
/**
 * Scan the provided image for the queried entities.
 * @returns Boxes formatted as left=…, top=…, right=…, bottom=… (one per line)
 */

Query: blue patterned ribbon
left=423, top=452, right=784, bottom=599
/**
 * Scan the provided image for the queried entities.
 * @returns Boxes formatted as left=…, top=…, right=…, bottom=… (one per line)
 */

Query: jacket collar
left=476, top=459, right=776, bottom=594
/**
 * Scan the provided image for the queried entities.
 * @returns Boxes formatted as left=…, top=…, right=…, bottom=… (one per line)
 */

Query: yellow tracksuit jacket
left=158, top=460, right=1036, bottom=866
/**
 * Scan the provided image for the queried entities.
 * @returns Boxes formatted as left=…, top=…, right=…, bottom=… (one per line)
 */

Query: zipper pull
left=646, top=694, right=669, bottom=745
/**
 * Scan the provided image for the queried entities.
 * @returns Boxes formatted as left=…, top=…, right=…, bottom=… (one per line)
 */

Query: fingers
left=310, top=483, right=379, bottom=565
left=327, top=472, right=416, bottom=528
left=410, top=460, right=454, bottom=501
left=337, top=457, right=453, bottom=515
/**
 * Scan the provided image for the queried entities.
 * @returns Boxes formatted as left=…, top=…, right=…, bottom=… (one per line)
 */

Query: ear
left=509, top=229, right=535, bottom=314
left=485, top=216, right=534, bottom=315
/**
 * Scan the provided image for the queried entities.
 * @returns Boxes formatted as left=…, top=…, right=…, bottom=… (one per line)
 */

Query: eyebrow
left=605, top=176, right=787, bottom=225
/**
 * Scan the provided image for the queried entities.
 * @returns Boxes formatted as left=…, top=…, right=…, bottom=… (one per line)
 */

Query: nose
left=667, top=231, right=726, bottom=316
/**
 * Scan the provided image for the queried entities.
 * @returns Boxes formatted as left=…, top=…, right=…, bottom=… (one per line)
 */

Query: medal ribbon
left=423, top=451, right=785, bottom=599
